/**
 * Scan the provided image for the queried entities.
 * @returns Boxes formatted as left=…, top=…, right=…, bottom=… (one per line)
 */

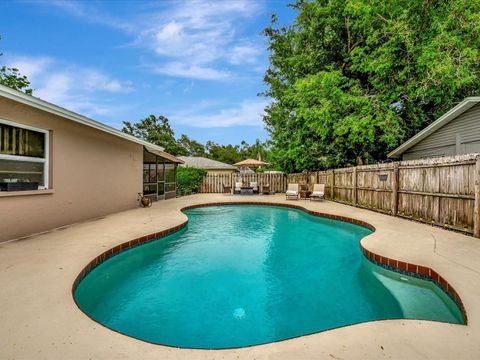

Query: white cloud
left=6, top=56, right=53, bottom=82
left=228, top=44, right=262, bottom=65
left=136, top=0, right=264, bottom=79
left=31, top=0, right=265, bottom=80
left=153, top=62, right=230, bottom=80
left=172, top=99, right=268, bottom=128
left=81, top=70, right=134, bottom=93
left=34, top=0, right=134, bottom=33
left=5, top=54, right=133, bottom=117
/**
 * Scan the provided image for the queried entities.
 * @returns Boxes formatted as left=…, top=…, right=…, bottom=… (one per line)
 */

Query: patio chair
left=310, top=183, right=325, bottom=201
left=250, top=181, right=259, bottom=194
left=286, top=183, right=299, bottom=200
left=262, top=184, right=271, bottom=195
left=233, top=181, right=242, bottom=194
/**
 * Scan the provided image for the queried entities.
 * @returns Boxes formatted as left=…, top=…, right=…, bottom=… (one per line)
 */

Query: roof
left=146, top=147, right=184, bottom=164
left=388, top=97, right=480, bottom=158
left=178, top=156, right=236, bottom=170
left=233, top=158, right=270, bottom=167
left=0, top=84, right=168, bottom=154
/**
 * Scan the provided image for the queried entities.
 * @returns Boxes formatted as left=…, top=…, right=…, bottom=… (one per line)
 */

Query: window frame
left=164, top=162, right=176, bottom=194
left=0, top=118, right=50, bottom=190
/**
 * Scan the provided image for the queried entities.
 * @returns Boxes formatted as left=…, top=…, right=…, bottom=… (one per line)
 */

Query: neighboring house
left=388, top=97, right=480, bottom=160
left=0, top=84, right=183, bottom=242
left=178, top=156, right=237, bottom=174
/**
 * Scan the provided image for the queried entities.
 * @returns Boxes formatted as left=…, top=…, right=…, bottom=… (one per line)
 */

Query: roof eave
left=145, top=146, right=184, bottom=163
left=0, top=84, right=165, bottom=152
left=388, top=97, right=480, bottom=158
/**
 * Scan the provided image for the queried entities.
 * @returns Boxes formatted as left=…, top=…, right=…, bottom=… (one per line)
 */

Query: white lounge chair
left=286, top=183, right=299, bottom=200
left=234, top=181, right=242, bottom=194
left=250, top=181, right=259, bottom=194
left=310, top=183, right=325, bottom=201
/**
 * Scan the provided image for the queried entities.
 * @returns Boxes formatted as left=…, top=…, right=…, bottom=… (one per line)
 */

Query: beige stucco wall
left=0, top=97, right=143, bottom=242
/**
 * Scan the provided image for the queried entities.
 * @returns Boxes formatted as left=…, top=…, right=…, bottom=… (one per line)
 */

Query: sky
left=0, top=0, right=296, bottom=145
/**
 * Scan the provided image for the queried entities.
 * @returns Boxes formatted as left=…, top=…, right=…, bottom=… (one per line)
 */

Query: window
left=165, top=163, right=176, bottom=193
left=143, top=162, right=157, bottom=195
left=0, top=119, right=49, bottom=191
left=157, top=161, right=164, bottom=195
left=143, top=150, right=177, bottom=200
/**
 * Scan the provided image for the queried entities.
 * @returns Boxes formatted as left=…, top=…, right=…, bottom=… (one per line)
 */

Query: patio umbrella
left=233, top=159, right=270, bottom=168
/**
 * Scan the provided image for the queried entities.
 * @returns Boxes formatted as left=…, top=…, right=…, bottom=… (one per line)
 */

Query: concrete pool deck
left=1, top=194, right=480, bottom=359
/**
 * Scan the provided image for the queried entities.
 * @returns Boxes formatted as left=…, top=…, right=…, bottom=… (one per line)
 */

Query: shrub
left=176, top=166, right=207, bottom=196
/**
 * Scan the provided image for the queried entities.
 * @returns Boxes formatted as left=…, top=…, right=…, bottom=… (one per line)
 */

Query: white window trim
left=0, top=118, right=49, bottom=190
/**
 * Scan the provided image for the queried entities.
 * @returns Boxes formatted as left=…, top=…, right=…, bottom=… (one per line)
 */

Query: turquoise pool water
left=74, top=205, right=463, bottom=348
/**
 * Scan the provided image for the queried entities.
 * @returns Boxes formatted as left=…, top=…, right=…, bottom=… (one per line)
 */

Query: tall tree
left=205, top=141, right=242, bottom=164
left=263, top=0, right=480, bottom=172
left=122, top=115, right=188, bottom=155
left=239, top=139, right=271, bottom=163
left=0, top=36, right=32, bottom=94
left=177, top=134, right=207, bottom=157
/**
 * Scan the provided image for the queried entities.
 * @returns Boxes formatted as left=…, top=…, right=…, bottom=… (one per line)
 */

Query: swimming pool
left=74, top=205, right=464, bottom=348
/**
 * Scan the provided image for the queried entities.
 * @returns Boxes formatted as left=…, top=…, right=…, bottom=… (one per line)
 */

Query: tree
left=263, top=0, right=480, bottom=172
left=122, top=115, right=188, bottom=155
left=239, top=139, right=271, bottom=162
left=177, top=134, right=207, bottom=157
left=121, top=114, right=273, bottom=167
left=205, top=141, right=242, bottom=164
left=0, top=36, right=32, bottom=94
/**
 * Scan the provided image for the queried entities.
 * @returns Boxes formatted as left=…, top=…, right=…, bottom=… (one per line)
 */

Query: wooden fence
left=287, top=154, right=480, bottom=236
left=199, top=173, right=287, bottom=193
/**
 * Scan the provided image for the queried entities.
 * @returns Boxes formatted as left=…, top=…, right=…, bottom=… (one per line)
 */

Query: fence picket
left=286, top=154, right=478, bottom=235
left=199, top=173, right=288, bottom=193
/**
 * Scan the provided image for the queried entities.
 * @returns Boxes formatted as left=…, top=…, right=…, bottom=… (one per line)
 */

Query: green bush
left=176, top=166, right=207, bottom=196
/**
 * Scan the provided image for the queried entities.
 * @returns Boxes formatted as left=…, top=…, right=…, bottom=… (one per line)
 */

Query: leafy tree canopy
left=205, top=139, right=272, bottom=167
left=122, top=115, right=189, bottom=156
left=122, top=115, right=273, bottom=170
left=205, top=141, right=242, bottom=164
left=178, top=134, right=207, bottom=157
left=263, top=0, right=480, bottom=172
left=0, top=36, right=32, bottom=94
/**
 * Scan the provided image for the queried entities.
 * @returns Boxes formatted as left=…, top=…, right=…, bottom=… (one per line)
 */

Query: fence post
left=391, top=162, right=399, bottom=216
left=352, top=167, right=357, bottom=206
left=330, top=169, right=335, bottom=200
left=474, top=156, right=480, bottom=237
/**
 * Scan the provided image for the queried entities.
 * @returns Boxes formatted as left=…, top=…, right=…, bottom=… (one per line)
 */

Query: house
left=0, top=84, right=183, bottom=242
left=178, top=156, right=237, bottom=174
left=388, top=97, right=480, bottom=160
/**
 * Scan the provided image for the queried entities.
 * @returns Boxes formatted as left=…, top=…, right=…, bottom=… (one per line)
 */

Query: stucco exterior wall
left=0, top=97, right=143, bottom=242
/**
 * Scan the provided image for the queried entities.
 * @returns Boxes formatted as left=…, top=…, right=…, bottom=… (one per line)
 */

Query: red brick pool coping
left=72, top=201, right=468, bottom=326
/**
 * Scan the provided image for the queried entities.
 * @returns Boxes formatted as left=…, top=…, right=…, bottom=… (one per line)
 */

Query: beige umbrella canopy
left=233, top=159, right=270, bottom=168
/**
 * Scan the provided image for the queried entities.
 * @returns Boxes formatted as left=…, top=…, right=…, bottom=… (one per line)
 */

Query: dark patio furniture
left=262, top=184, right=272, bottom=194
left=300, top=190, right=312, bottom=199
left=240, top=186, right=254, bottom=195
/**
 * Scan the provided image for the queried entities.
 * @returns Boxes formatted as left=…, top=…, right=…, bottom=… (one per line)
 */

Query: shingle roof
left=178, top=156, right=236, bottom=170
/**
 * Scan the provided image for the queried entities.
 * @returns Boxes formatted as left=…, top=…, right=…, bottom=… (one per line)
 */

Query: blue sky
left=0, top=0, right=296, bottom=145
